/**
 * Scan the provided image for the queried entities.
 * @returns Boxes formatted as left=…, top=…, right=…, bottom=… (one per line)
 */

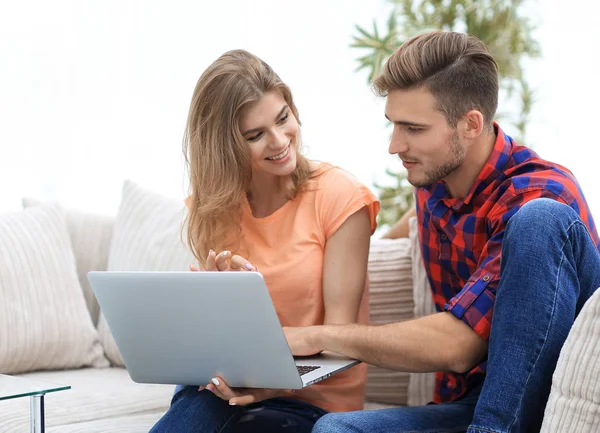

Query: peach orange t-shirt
left=236, top=163, right=379, bottom=412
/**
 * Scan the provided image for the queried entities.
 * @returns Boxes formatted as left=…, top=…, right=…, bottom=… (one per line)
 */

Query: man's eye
left=406, top=127, right=421, bottom=133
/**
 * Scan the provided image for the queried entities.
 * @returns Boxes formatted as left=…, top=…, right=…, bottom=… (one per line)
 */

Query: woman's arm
left=322, top=206, right=372, bottom=325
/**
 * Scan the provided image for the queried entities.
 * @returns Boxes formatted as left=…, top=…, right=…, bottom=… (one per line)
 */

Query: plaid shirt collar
left=426, top=123, right=512, bottom=212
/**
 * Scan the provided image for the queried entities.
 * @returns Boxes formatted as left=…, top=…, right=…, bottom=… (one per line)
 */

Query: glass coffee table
left=0, top=374, right=70, bottom=433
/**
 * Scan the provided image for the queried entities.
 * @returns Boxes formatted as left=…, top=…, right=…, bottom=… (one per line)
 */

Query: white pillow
left=0, top=203, right=108, bottom=374
left=98, top=180, right=195, bottom=366
left=540, top=288, right=600, bottom=432
left=22, top=198, right=114, bottom=327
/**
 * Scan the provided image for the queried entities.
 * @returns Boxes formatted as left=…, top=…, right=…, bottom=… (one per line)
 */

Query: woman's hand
left=190, top=250, right=258, bottom=272
left=200, top=376, right=287, bottom=406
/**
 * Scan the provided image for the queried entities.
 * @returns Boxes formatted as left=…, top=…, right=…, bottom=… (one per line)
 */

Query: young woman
left=150, top=49, right=379, bottom=433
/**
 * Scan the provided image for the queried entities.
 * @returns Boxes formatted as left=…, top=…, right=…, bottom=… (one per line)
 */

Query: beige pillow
left=22, top=198, right=114, bottom=326
left=365, top=237, right=413, bottom=405
left=540, top=288, right=600, bottom=432
left=407, top=216, right=436, bottom=406
left=98, top=180, right=195, bottom=366
left=0, top=203, right=108, bottom=374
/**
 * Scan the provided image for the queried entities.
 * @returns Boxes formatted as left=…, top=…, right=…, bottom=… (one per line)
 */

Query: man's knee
left=312, top=412, right=353, bottom=433
left=506, top=198, right=579, bottom=240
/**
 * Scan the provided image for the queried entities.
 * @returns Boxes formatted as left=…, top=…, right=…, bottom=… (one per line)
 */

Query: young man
left=285, top=31, right=600, bottom=433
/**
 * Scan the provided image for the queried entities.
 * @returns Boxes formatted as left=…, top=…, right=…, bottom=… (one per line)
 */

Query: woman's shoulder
left=308, top=161, right=364, bottom=187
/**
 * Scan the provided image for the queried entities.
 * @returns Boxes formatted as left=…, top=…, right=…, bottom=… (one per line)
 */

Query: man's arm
left=285, top=311, right=488, bottom=374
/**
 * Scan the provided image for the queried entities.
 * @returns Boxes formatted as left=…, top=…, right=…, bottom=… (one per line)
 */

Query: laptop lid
left=88, top=271, right=305, bottom=389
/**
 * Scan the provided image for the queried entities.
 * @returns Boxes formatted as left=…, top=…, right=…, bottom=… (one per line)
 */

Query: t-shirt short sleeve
left=314, top=166, right=380, bottom=239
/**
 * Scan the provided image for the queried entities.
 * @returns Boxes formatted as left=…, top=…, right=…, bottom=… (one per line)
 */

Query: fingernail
left=245, top=263, right=253, bottom=270
left=198, top=386, right=204, bottom=391
left=223, top=251, right=230, bottom=256
left=229, top=402, right=237, bottom=406
left=209, top=249, right=214, bottom=254
left=211, top=377, right=220, bottom=386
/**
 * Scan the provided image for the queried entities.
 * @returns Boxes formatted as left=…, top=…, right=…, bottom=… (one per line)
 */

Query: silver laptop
left=88, top=271, right=360, bottom=389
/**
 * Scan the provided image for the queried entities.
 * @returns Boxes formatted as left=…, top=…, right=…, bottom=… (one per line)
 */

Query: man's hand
left=283, top=326, right=323, bottom=356
left=201, top=376, right=287, bottom=406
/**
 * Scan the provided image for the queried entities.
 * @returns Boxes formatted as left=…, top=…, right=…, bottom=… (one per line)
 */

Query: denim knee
left=311, top=412, right=352, bottom=433
left=507, top=198, right=578, bottom=234
left=504, top=198, right=584, bottom=248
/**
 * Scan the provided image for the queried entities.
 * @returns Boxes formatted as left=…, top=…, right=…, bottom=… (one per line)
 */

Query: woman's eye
left=247, top=132, right=263, bottom=142
left=278, top=113, right=289, bottom=123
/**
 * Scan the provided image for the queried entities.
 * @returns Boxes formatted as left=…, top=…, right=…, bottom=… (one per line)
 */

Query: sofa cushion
left=365, top=237, right=413, bottom=405
left=98, top=180, right=195, bottom=366
left=0, top=203, right=108, bottom=374
left=22, top=198, right=114, bottom=327
left=0, top=368, right=173, bottom=432
left=540, top=288, right=600, bottom=432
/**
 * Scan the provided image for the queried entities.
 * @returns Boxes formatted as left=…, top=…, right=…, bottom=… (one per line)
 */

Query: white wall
left=1, top=0, right=599, bottom=222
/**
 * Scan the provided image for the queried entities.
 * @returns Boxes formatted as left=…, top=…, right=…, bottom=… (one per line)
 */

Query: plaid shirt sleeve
left=444, top=189, right=569, bottom=341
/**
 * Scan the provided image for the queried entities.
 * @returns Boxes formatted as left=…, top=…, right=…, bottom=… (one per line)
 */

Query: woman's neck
left=247, top=173, right=291, bottom=218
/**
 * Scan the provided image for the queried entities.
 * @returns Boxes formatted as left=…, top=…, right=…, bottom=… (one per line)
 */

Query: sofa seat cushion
left=0, top=368, right=173, bottom=433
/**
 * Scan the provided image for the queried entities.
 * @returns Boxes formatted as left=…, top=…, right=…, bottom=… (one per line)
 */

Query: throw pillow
left=22, top=198, right=114, bottom=327
left=0, top=203, right=108, bottom=374
left=365, top=237, right=413, bottom=405
left=98, top=180, right=195, bottom=366
left=540, top=288, right=600, bottom=432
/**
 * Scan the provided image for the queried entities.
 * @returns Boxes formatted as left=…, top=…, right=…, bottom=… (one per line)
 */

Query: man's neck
left=444, top=128, right=498, bottom=199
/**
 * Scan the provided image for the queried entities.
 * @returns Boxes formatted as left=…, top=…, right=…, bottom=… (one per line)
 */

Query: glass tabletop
left=0, top=374, right=70, bottom=401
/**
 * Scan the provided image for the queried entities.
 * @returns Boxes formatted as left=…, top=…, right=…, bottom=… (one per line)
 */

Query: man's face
left=385, top=87, right=466, bottom=188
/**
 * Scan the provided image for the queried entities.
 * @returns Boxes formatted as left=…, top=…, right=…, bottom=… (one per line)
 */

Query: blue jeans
left=313, top=199, right=600, bottom=433
left=150, top=385, right=327, bottom=433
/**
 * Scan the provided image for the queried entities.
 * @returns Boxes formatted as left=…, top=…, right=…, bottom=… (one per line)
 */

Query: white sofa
left=0, top=181, right=598, bottom=432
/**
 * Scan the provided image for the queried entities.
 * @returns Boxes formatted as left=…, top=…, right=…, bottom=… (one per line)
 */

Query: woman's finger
left=229, top=388, right=282, bottom=406
left=189, top=264, right=199, bottom=272
left=229, top=255, right=257, bottom=272
left=214, top=251, right=231, bottom=271
left=206, top=376, right=236, bottom=401
left=206, top=250, right=218, bottom=271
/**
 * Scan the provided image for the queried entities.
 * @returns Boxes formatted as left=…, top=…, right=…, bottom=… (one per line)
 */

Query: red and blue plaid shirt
left=416, top=124, right=600, bottom=404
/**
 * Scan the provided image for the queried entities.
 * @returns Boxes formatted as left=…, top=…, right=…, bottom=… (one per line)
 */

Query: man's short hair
left=374, top=31, right=499, bottom=129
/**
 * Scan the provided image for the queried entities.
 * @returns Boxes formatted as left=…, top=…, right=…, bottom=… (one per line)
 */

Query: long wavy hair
left=184, top=49, right=312, bottom=267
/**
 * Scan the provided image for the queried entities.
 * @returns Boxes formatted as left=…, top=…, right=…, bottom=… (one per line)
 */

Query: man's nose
left=388, top=127, right=408, bottom=155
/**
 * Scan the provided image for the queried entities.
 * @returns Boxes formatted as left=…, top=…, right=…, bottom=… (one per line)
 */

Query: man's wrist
left=308, top=325, right=327, bottom=352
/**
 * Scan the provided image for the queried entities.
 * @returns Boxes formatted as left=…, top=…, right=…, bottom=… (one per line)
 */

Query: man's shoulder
left=501, top=151, right=580, bottom=198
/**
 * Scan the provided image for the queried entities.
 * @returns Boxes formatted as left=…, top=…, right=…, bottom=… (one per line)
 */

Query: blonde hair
left=184, top=49, right=312, bottom=267
left=374, top=31, right=499, bottom=128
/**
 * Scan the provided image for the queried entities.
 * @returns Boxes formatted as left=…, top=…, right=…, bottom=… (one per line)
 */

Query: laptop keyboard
left=297, top=365, right=320, bottom=376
